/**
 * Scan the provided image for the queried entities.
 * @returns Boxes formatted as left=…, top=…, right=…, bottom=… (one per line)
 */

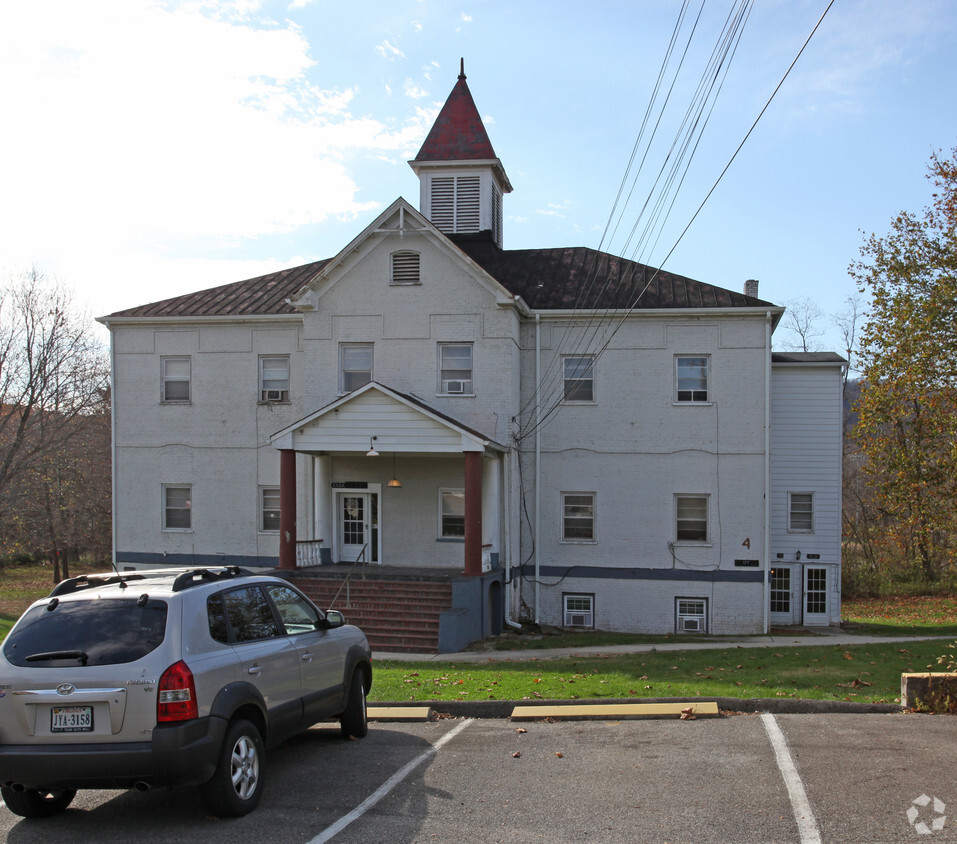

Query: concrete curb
left=370, top=696, right=904, bottom=719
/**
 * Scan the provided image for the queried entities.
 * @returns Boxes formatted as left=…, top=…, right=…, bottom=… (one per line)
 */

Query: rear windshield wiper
left=25, top=650, right=89, bottom=665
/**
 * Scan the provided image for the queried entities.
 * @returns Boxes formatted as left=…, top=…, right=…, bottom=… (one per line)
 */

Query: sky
left=2, top=0, right=955, bottom=358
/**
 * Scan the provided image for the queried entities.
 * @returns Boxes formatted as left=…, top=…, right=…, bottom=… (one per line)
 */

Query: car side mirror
left=324, top=609, right=345, bottom=629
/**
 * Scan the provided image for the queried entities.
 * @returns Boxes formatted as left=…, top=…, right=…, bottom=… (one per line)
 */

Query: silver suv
left=0, top=566, right=372, bottom=818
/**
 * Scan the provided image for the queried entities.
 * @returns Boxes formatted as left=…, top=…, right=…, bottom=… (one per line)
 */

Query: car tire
left=340, top=669, right=368, bottom=739
left=0, top=785, right=77, bottom=818
left=201, top=718, right=265, bottom=817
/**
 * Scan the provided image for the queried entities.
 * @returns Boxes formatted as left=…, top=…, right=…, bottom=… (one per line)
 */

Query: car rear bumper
left=0, top=716, right=227, bottom=791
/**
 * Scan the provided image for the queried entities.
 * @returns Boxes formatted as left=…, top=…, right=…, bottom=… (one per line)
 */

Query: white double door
left=769, top=564, right=829, bottom=626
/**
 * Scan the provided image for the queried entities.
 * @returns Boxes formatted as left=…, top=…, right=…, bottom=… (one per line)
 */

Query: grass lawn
left=370, top=639, right=952, bottom=706
left=841, top=595, right=957, bottom=635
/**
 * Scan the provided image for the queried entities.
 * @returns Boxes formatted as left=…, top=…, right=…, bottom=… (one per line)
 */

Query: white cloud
left=460, top=12, right=472, bottom=23
left=404, top=79, right=429, bottom=99
left=375, top=39, right=405, bottom=60
left=0, top=1, right=432, bottom=316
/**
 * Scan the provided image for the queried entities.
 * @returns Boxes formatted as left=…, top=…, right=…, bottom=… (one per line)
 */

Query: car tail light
left=158, top=660, right=198, bottom=722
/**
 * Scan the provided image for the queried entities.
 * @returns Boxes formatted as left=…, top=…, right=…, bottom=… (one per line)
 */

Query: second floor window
left=788, top=492, right=814, bottom=533
left=161, top=356, right=190, bottom=403
left=260, top=356, right=290, bottom=402
left=675, top=494, right=709, bottom=542
left=438, top=344, right=473, bottom=394
left=562, top=492, right=595, bottom=541
left=676, top=356, right=709, bottom=402
left=163, top=485, right=192, bottom=530
left=261, top=487, right=280, bottom=532
left=563, top=356, right=595, bottom=402
left=340, top=343, right=373, bottom=393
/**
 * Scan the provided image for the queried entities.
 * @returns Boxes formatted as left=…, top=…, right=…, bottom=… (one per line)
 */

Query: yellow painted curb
left=367, top=706, right=433, bottom=721
left=510, top=701, right=719, bottom=721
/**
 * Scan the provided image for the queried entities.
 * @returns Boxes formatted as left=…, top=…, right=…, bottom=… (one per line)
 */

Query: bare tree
left=0, top=268, right=110, bottom=575
left=779, top=296, right=825, bottom=352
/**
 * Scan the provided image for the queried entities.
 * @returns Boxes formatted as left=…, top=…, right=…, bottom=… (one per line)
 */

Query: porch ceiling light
left=388, top=452, right=402, bottom=488
left=366, top=436, right=379, bottom=457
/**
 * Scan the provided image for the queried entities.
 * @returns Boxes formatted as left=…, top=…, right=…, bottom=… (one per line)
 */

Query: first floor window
left=562, top=492, right=595, bottom=541
left=260, top=356, right=290, bottom=402
left=676, top=356, right=709, bottom=402
left=675, top=597, right=708, bottom=633
left=261, top=487, right=280, bottom=532
left=563, top=594, right=595, bottom=628
left=563, top=355, right=595, bottom=402
left=440, top=489, right=465, bottom=537
left=438, top=343, right=473, bottom=394
left=340, top=343, right=373, bottom=393
left=161, top=356, right=190, bottom=402
left=788, top=492, right=814, bottom=533
left=164, top=485, right=191, bottom=530
left=675, top=494, right=708, bottom=542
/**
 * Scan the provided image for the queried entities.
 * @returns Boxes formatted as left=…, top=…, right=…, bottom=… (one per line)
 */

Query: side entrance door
left=337, top=492, right=378, bottom=563
left=769, top=565, right=800, bottom=626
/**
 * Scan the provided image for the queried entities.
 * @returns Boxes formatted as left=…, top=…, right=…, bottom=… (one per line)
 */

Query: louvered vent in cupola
left=429, top=175, right=481, bottom=234
left=391, top=251, right=421, bottom=285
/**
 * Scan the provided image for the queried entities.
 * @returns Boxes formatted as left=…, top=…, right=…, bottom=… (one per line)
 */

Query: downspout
left=763, top=311, right=772, bottom=634
left=534, top=313, right=541, bottom=625
left=109, top=328, right=118, bottom=573
left=503, top=448, right=521, bottom=629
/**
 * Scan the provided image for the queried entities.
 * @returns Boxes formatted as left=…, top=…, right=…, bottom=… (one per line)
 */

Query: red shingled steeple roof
left=414, top=61, right=498, bottom=163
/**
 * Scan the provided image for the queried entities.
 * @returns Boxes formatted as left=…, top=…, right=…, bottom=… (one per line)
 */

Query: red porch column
left=279, top=448, right=297, bottom=571
left=464, top=450, right=482, bottom=576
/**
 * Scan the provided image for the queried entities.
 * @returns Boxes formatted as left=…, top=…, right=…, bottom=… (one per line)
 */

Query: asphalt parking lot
left=2, top=712, right=955, bottom=844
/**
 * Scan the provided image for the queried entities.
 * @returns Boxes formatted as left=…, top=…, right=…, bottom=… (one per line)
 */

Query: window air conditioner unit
left=265, top=390, right=283, bottom=401
left=565, top=611, right=593, bottom=628
left=445, top=380, right=466, bottom=394
left=678, top=615, right=704, bottom=632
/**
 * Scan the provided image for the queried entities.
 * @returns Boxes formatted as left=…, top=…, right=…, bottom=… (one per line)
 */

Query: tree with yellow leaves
left=851, top=147, right=957, bottom=581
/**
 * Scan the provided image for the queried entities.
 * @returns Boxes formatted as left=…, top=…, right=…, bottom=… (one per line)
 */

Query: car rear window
left=3, top=598, right=168, bottom=667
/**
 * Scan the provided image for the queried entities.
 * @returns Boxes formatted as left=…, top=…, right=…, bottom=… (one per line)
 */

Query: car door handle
left=301, top=652, right=313, bottom=662
left=247, top=664, right=263, bottom=676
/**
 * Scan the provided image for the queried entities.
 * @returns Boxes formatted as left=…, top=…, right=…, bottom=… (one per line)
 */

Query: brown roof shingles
left=104, top=235, right=772, bottom=320
left=104, top=258, right=330, bottom=319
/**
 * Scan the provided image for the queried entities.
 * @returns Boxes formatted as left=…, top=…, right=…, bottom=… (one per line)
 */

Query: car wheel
left=340, top=669, right=368, bottom=739
left=0, top=785, right=77, bottom=818
left=201, top=718, right=265, bottom=817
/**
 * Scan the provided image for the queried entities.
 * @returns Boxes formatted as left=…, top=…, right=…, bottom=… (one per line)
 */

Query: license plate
left=51, top=705, right=93, bottom=733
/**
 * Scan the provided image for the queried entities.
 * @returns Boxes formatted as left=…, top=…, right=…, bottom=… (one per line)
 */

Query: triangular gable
left=270, top=381, right=505, bottom=454
left=285, top=198, right=516, bottom=311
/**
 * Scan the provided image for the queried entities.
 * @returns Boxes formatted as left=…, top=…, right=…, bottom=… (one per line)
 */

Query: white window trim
left=437, top=343, right=474, bottom=396
left=162, top=484, right=192, bottom=532
left=260, top=486, right=280, bottom=533
left=674, top=355, right=711, bottom=404
left=339, top=343, right=374, bottom=394
left=561, top=491, right=596, bottom=543
left=675, top=597, right=709, bottom=633
left=161, top=355, right=191, bottom=404
left=259, top=355, right=290, bottom=403
left=562, top=355, right=596, bottom=404
left=563, top=593, right=595, bottom=628
left=787, top=491, right=815, bottom=534
left=438, top=488, right=466, bottom=540
left=674, top=493, right=710, bottom=545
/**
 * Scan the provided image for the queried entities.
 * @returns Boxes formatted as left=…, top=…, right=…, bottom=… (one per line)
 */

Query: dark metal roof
left=103, top=258, right=330, bottom=319
left=453, top=235, right=775, bottom=310
left=771, top=352, right=848, bottom=364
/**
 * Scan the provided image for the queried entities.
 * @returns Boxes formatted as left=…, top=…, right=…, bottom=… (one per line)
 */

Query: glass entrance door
left=769, top=566, right=799, bottom=625
left=337, top=493, right=378, bottom=564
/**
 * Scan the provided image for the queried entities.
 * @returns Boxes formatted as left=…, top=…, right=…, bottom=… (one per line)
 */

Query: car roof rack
left=48, top=566, right=254, bottom=597
left=49, top=573, right=148, bottom=597
left=171, top=566, right=252, bottom=592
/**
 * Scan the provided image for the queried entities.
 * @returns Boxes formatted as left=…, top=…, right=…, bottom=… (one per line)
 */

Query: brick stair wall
left=295, top=577, right=453, bottom=654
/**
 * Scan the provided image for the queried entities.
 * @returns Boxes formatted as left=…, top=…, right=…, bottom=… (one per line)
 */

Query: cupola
left=409, top=60, right=512, bottom=247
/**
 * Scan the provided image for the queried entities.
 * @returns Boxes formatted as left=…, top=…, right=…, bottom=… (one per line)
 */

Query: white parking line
left=761, top=713, right=822, bottom=844
left=307, top=718, right=474, bottom=844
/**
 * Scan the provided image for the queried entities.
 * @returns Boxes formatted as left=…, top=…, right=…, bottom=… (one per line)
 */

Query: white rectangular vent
left=262, top=390, right=287, bottom=402
left=678, top=615, right=702, bottom=632
left=444, top=380, right=466, bottom=394
left=564, top=611, right=593, bottom=628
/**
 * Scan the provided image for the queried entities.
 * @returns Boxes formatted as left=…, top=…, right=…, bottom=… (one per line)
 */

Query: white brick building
left=100, top=69, right=845, bottom=650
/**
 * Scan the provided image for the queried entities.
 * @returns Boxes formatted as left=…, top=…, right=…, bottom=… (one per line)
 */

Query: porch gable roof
left=269, top=381, right=506, bottom=454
